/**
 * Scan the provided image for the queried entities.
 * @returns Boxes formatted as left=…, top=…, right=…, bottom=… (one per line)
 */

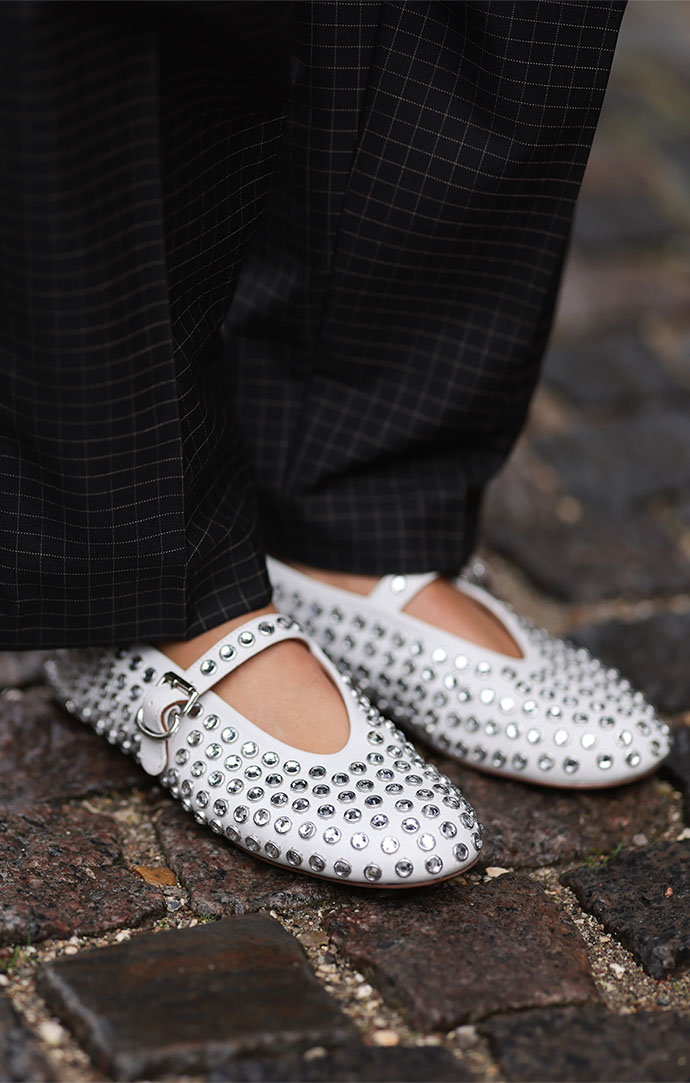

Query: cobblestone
left=553, top=255, right=690, bottom=341
left=661, top=723, right=690, bottom=825
left=0, top=652, right=50, bottom=690
left=572, top=191, right=680, bottom=255
left=0, top=687, right=144, bottom=812
left=562, top=841, right=690, bottom=979
left=0, top=993, right=51, bottom=1082
left=156, top=805, right=343, bottom=915
left=0, top=805, right=166, bottom=946
left=535, top=407, right=690, bottom=518
left=572, top=613, right=690, bottom=715
left=327, top=876, right=596, bottom=1030
left=37, top=915, right=356, bottom=1080
left=542, top=332, right=680, bottom=412
left=204, top=1045, right=471, bottom=1082
left=440, top=759, right=671, bottom=869
left=481, top=1006, right=690, bottom=1082
left=482, top=449, right=690, bottom=603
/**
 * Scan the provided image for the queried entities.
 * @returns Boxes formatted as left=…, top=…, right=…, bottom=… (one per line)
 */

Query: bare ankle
left=154, top=599, right=350, bottom=755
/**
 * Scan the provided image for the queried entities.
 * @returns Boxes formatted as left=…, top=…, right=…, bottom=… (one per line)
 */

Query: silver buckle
left=134, top=671, right=200, bottom=741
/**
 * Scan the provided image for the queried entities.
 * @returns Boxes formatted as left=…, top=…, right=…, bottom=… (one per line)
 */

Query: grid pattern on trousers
left=0, top=1, right=625, bottom=648
left=0, top=2, right=290, bottom=647
left=227, top=0, right=627, bottom=574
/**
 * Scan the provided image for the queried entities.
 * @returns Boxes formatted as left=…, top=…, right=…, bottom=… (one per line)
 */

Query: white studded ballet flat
left=44, top=613, right=483, bottom=887
left=267, top=558, right=671, bottom=789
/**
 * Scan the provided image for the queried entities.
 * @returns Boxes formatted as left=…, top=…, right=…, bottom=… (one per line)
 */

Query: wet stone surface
left=562, top=841, right=690, bottom=979
left=439, top=760, right=671, bottom=869
left=0, top=805, right=165, bottom=946
left=542, top=332, right=680, bottom=412
left=571, top=191, right=680, bottom=254
left=534, top=407, right=690, bottom=517
left=0, top=651, right=50, bottom=689
left=672, top=488, right=690, bottom=529
left=553, top=255, right=690, bottom=341
left=661, top=723, right=690, bottom=825
left=156, top=805, right=344, bottom=915
left=572, top=613, right=690, bottom=715
left=327, top=875, right=597, bottom=1030
left=482, top=451, right=690, bottom=603
left=37, top=915, right=356, bottom=1081
left=0, top=993, right=52, bottom=1082
left=481, top=1006, right=690, bottom=1083
left=205, top=1046, right=471, bottom=1083
left=0, top=687, right=145, bottom=811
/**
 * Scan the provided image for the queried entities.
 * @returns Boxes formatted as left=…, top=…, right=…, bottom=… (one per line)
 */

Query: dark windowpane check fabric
left=0, top=1, right=289, bottom=647
left=0, top=1, right=625, bottom=649
left=227, top=0, right=626, bottom=576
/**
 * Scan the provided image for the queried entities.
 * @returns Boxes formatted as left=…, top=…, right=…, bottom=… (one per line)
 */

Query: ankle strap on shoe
left=135, top=613, right=307, bottom=775
left=366, top=572, right=439, bottom=612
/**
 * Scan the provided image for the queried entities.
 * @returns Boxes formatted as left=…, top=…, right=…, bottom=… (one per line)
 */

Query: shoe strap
left=136, top=613, right=307, bottom=775
left=366, top=572, right=440, bottom=612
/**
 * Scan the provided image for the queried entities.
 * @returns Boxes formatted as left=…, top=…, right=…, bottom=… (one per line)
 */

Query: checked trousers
left=0, top=0, right=626, bottom=649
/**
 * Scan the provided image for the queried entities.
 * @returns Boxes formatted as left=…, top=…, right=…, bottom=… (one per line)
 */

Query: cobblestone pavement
left=3, top=5, right=690, bottom=1081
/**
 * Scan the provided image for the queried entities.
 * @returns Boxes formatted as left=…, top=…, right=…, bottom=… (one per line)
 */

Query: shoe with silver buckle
left=44, top=613, right=483, bottom=887
left=267, top=557, right=671, bottom=789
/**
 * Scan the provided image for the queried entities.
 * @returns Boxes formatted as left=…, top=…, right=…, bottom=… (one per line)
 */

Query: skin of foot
left=288, top=563, right=523, bottom=659
left=156, top=604, right=351, bottom=754
left=155, top=558, right=520, bottom=757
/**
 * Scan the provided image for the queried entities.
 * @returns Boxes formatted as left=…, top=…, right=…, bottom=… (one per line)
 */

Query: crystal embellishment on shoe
left=43, top=614, right=482, bottom=886
left=267, top=557, right=671, bottom=789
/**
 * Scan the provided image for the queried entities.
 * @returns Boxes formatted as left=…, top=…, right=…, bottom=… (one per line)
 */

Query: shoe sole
left=238, top=843, right=482, bottom=889
left=403, top=728, right=664, bottom=791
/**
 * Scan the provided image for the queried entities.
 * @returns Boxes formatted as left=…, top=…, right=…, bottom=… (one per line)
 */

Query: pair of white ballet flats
left=44, top=555, right=670, bottom=889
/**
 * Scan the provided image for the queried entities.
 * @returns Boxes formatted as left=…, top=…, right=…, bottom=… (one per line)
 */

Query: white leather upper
left=267, top=557, right=671, bottom=789
left=44, top=612, right=482, bottom=886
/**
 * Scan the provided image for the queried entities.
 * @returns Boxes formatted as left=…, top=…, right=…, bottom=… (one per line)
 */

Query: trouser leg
left=0, top=1, right=291, bottom=648
left=226, top=0, right=627, bottom=574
